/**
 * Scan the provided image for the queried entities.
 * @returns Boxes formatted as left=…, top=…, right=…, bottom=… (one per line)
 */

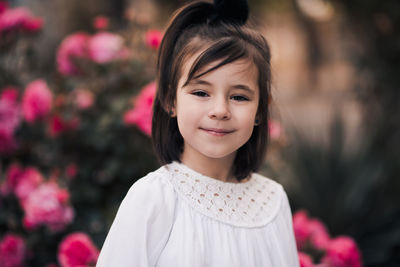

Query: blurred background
left=0, top=0, right=399, bottom=266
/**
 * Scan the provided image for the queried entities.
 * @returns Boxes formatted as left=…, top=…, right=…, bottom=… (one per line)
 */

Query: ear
left=168, top=103, right=177, bottom=117
left=254, top=115, right=260, bottom=126
left=169, top=108, right=176, bottom=117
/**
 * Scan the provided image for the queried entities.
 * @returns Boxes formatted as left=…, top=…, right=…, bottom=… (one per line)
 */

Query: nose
left=208, top=97, right=231, bottom=120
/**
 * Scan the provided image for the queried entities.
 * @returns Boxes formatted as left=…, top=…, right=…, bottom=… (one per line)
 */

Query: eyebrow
left=186, top=79, right=255, bottom=94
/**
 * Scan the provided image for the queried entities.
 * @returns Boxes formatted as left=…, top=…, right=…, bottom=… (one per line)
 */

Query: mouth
left=200, top=127, right=234, bottom=137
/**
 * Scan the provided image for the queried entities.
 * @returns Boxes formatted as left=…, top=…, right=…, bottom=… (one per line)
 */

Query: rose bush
left=294, top=210, right=362, bottom=267
left=0, top=1, right=162, bottom=265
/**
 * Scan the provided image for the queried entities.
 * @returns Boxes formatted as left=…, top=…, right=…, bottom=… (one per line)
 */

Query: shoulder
left=121, top=165, right=177, bottom=211
left=250, top=172, right=291, bottom=220
left=250, top=172, right=286, bottom=199
left=97, top=165, right=178, bottom=266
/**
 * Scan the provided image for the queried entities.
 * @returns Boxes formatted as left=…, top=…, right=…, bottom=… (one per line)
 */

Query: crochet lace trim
left=163, top=162, right=282, bottom=228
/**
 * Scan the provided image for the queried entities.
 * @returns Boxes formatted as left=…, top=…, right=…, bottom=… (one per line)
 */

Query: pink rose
left=299, top=252, right=314, bottom=267
left=23, top=182, right=74, bottom=232
left=87, top=32, right=130, bottom=64
left=47, top=114, right=80, bottom=137
left=0, top=6, right=31, bottom=32
left=1, top=86, right=19, bottom=102
left=0, top=87, right=21, bottom=155
left=0, top=2, right=8, bottom=14
left=56, top=32, right=90, bottom=76
left=268, top=120, right=282, bottom=140
left=22, top=79, right=53, bottom=123
left=0, top=86, right=21, bottom=134
left=0, top=234, right=27, bottom=267
left=14, top=167, right=44, bottom=205
left=145, top=29, right=163, bottom=50
left=123, top=81, right=156, bottom=136
left=65, top=163, right=78, bottom=179
left=93, top=15, right=109, bottom=30
left=74, top=89, right=94, bottom=110
left=56, top=188, right=70, bottom=204
left=309, top=219, right=331, bottom=250
left=22, top=16, right=43, bottom=32
left=293, top=210, right=331, bottom=251
left=58, top=232, right=99, bottom=267
left=321, top=236, right=362, bottom=267
left=293, top=210, right=312, bottom=249
left=48, top=114, right=66, bottom=137
left=0, top=6, right=42, bottom=34
left=1, top=163, right=24, bottom=195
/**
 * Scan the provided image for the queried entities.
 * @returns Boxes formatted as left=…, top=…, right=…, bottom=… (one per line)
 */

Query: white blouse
left=97, top=161, right=299, bottom=267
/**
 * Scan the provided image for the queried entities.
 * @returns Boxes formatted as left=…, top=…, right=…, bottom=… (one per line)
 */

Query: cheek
left=236, top=105, right=258, bottom=122
left=236, top=106, right=258, bottom=134
left=176, top=100, right=198, bottom=135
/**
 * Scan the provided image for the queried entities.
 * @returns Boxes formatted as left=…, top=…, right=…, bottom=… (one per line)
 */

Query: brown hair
left=152, top=1, right=271, bottom=180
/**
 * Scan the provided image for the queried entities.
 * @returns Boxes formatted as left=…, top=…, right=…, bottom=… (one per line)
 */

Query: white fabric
left=97, top=161, right=299, bottom=267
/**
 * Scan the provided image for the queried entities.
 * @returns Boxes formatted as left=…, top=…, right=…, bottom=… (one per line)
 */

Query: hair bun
left=213, top=0, right=249, bottom=25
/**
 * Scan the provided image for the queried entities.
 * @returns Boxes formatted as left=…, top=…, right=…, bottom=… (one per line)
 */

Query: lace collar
left=163, top=161, right=282, bottom=228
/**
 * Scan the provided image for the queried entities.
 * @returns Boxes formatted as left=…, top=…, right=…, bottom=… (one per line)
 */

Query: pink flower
left=47, top=114, right=80, bottom=137
left=0, top=87, right=21, bottom=155
left=58, top=232, right=99, bottom=267
left=48, top=114, right=66, bottom=137
left=268, top=120, right=282, bottom=140
left=0, top=6, right=42, bottom=34
left=14, top=167, right=44, bottom=205
left=0, top=2, right=8, bottom=14
left=56, top=32, right=90, bottom=76
left=87, top=32, right=130, bottom=64
left=65, top=163, right=78, bottom=179
left=93, top=15, right=109, bottom=30
left=22, top=79, right=53, bottom=123
left=0, top=7, right=31, bottom=32
left=23, top=182, right=74, bottom=232
left=0, top=163, right=24, bottom=196
left=145, top=29, right=163, bottom=50
left=293, top=210, right=312, bottom=249
left=0, top=234, right=27, bottom=267
left=321, top=236, right=362, bottom=267
left=74, top=89, right=94, bottom=110
left=22, top=16, right=43, bottom=32
left=123, top=81, right=156, bottom=136
left=293, top=210, right=331, bottom=251
left=0, top=87, right=21, bottom=134
left=309, top=219, right=331, bottom=250
left=299, top=252, right=314, bottom=267
left=1, top=86, right=19, bottom=102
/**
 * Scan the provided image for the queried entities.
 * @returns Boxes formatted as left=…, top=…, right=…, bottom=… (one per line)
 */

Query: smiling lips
left=200, top=127, right=234, bottom=137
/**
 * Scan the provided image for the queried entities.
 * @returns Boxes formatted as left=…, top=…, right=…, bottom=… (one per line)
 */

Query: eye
left=231, top=95, right=249, bottom=101
left=191, top=90, right=209, bottom=97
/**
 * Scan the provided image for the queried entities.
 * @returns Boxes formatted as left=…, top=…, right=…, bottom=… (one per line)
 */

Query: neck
left=180, top=151, right=237, bottom=183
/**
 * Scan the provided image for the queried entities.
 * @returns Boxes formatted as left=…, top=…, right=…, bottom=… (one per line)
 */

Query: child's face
left=174, top=54, right=259, bottom=163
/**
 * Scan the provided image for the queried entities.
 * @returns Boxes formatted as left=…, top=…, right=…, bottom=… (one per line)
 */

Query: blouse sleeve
left=278, top=185, right=300, bottom=266
left=96, top=173, right=176, bottom=267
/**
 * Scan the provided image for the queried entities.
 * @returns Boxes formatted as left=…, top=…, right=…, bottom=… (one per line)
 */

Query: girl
left=97, top=0, right=299, bottom=266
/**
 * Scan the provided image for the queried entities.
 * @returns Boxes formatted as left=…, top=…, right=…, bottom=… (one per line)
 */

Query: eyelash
left=191, top=91, right=249, bottom=101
